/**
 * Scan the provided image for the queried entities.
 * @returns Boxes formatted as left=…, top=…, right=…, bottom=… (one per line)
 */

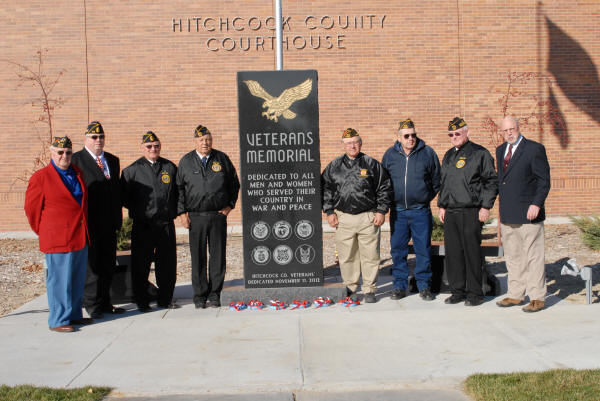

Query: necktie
left=97, top=156, right=110, bottom=179
left=503, top=144, right=513, bottom=170
left=201, top=156, right=208, bottom=167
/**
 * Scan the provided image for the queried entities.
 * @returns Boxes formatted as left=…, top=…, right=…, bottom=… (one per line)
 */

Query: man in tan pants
left=495, top=117, right=551, bottom=312
left=321, top=128, right=393, bottom=303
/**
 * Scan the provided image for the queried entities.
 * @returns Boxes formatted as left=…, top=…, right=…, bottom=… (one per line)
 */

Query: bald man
left=495, top=116, right=550, bottom=313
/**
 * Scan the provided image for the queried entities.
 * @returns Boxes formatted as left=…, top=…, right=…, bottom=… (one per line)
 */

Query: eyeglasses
left=501, top=127, right=518, bottom=133
left=448, top=132, right=462, bottom=138
left=87, top=134, right=105, bottom=140
left=144, top=144, right=160, bottom=149
left=402, top=133, right=417, bottom=139
left=55, top=150, right=72, bottom=156
left=344, top=141, right=361, bottom=147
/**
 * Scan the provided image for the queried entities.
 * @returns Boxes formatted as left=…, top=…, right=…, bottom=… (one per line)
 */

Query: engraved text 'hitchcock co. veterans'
left=171, top=15, right=387, bottom=51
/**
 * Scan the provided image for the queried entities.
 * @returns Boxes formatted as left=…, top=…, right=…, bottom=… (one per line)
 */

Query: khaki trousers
left=335, top=210, right=381, bottom=294
left=501, top=222, right=546, bottom=301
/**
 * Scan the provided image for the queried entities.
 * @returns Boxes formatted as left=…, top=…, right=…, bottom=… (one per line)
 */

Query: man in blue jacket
left=382, top=119, right=440, bottom=301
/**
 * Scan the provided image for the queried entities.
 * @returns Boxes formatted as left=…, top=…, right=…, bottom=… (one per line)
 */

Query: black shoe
left=89, top=310, right=104, bottom=319
left=102, top=306, right=126, bottom=314
left=158, top=302, right=181, bottom=310
left=194, top=299, right=207, bottom=309
left=138, top=304, right=152, bottom=313
left=364, top=293, right=377, bottom=303
left=465, top=297, right=484, bottom=306
left=444, top=294, right=466, bottom=304
left=346, top=287, right=359, bottom=301
left=208, top=299, right=221, bottom=308
left=390, top=289, right=407, bottom=300
left=419, top=289, right=435, bottom=301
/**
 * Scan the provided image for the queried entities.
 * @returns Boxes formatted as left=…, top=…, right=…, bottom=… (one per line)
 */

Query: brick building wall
left=1, top=1, right=599, bottom=231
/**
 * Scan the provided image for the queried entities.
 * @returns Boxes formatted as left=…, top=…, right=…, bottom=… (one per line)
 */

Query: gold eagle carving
left=244, top=78, right=313, bottom=122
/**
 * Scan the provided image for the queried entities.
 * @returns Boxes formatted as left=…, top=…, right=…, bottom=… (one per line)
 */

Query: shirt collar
left=85, top=146, right=104, bottom=160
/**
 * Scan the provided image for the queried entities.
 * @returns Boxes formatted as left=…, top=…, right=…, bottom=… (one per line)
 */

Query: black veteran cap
left=398, top=118, right=415, bottom=130
left=142, top=131, right=159, bottom=143
left=194, top=125, right=211, bottom=138
left=51, top=136, right=72, bottom=148
left=86, top=121, right=104, bottom=135
left=342, top=128, right=359, bottom=139
left=448, top=117, right=467, bottom=131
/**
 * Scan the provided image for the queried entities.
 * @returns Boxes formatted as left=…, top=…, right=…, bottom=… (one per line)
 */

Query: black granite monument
left=237, top=70, right=324, bottom=290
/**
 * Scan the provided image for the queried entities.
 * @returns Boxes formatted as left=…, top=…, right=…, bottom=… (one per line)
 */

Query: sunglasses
left=87, top=134, right=105, bottom=140
left=448, top=132, right=462, bottom=137
left=145, top=144, right=160, bottom=149
left=403, top=133, right=417, bottom=139
left=55, top=150, right=73, bottom=156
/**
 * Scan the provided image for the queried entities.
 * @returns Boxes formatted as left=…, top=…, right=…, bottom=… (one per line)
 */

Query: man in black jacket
left=71, top=121, right=124, bottom=319
left=322, top=128, right=393, bottom=303
left=382, top=119, right=440, bottom=301
left=176, top=125, right=240, bottom=309
left=438, top=117, right=497, bottom=306
left=121, top=131, right=179, bottom=312
left=495, top=116, right=550, bottom=313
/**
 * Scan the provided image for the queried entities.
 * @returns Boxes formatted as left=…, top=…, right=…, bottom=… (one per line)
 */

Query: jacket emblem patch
left=211, top=161, right=222, bottom=172
left=161, top=172, right=171, bottom=184
left=359, top=168, right=368, bottom=177
left=455, top=160, right=466, bottom=169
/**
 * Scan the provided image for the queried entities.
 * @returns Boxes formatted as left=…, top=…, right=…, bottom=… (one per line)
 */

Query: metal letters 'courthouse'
left=237, top=70, right=323, bottom=288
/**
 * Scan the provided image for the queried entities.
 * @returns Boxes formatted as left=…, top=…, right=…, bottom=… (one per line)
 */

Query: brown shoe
left=522, top=300, right=545, bottom=313
left=70, top=318, right=94, bottom=325
left=496, top=297, right=522, bottom=307
left=50, top=325, right=75, bottom=333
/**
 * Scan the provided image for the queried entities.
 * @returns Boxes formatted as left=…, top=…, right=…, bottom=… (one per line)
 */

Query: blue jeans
left=390, top=208, right=432, bottom=291
left=45, top=246, right=88, bottom=328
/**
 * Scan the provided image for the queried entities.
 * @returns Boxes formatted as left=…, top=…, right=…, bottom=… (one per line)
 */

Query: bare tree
left=2, top=49, right=66, bottom=186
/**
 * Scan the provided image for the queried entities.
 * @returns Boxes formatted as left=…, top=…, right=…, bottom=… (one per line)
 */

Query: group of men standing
left=25, top=122, right=239, bottom=332
left=322, top=116, right=551, bottom=313
left=25, top=113, right=550, bottom=332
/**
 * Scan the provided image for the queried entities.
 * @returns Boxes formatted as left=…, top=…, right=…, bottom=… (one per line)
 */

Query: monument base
left=221, top=280, right=347, bottom=304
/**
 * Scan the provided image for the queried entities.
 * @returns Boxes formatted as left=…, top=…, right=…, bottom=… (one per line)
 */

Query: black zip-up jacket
left=438, top=140, right=498, bottom=210
left=121, top=157, right=178, bottom=222
left=321, top=152, right=393, bottom=215
left=176, top=149, right=240, bottom=214
left=382, top=138, right=441, bottom=210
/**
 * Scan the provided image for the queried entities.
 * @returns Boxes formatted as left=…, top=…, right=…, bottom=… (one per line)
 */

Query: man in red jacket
left=25, top=136, right=91, bottom=332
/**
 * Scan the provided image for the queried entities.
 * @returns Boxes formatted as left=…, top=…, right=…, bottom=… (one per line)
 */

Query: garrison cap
left=398, top=118, right=415, bottom=130
left=194, top=125, right=211, bottom=138
left=448, top=117, right=467, bottom=131
left=142, top=131, right=159, bottom=143
left=342, top=128, right=359, bottom=139
left=86, top=121, right=104, bottom=135
left=51, top=136, right=72, bottom=148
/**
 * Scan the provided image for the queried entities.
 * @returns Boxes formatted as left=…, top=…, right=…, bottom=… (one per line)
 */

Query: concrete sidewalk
left=1, top=273, right=599, bottom=400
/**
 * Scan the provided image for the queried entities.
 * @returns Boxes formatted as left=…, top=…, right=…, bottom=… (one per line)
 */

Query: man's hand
left=438, top=208, right=446, bottom=223
left=373, top=212, right=385, bottom=226
left=219, top=206, right=232, bottom=216
left=179, top=213, right=190, bottom=229
left=479, top=208, right=490, bottom=223
left=527, top=205, right=540, bottom=221
left=327, top=213, right=339, bottom=228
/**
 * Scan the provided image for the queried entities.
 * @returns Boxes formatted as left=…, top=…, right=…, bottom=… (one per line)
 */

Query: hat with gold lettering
left=398, top=118, right=415, bottom=130
left=51, top=136, right=72, bottom=148
left=86, top=121, right=104, bottom=135
left=448, top=117, right=467, bottom=131
left=342, top=128, right=359, bottom=139
left=194, top=125, right=211, bottom=138
left=142, top=131, right=159, bottom=143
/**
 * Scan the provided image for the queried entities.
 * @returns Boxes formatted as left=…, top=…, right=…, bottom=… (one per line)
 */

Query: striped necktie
left=97, top=156, right=110, bottom=179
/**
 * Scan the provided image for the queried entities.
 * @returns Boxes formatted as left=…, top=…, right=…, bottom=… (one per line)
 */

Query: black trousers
left=131, top=219, right=177, bottom=306
left=189, top=212, right=227, bottom=303
left=443, top=208, right=484, bottom=300
left=83, top=229, right=117, bottom=314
